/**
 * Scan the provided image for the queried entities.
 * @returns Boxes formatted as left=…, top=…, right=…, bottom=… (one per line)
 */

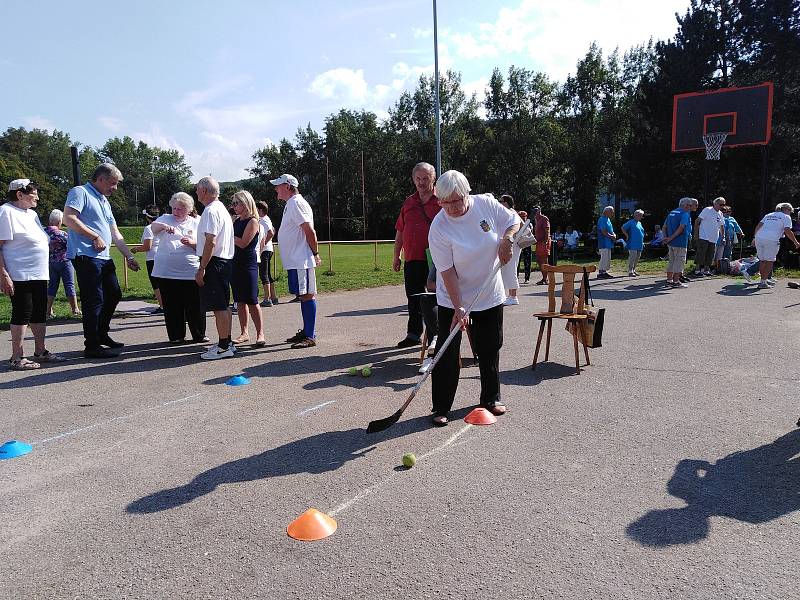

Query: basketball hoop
left=703, top=132, right=728, bottom=160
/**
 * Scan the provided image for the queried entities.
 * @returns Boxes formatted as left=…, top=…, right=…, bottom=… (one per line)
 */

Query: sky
left=1, top=0, right=689, bottom=182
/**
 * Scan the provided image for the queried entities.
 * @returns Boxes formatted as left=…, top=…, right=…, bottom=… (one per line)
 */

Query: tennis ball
left=402, top=453, right=417, bottom=468
left=361, top=367, right=372, bottom=377
left=348, top=367, right=359, bottom=376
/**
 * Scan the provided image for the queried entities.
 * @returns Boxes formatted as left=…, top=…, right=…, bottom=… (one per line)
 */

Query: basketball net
left=703, top=132, right=728, bottom=160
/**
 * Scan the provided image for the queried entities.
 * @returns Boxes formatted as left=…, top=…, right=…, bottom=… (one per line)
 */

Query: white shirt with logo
left=152, top=214, right=201, bottom=279
left=196, top=200, right=234, bottom=260
left=755, top=211, right=792, bottom=242
left=278, top=194, right=315, bottom=270
left=698, top=206, right=724, bottom=242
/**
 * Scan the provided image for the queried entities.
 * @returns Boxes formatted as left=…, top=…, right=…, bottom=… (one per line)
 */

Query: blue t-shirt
left=665, top=208, right=692, bottom=248
left=724, top=216, right=743, bottom=241
left=622, top=219, right=645, bottom=251
left=65, top=183, right=116, bottom=260
left=597, top=216, right=615, bottom=249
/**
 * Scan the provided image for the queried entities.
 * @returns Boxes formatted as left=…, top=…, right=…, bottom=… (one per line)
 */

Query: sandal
left=486, top=403, right=507, bottom=416
left=431, top=415, right=449, bottom=427
left=33, top=350, right=65, bottom=363
left=9, top=358, right=41, bottom=371
left=254, top=339, right=267, bottom=348
left=233, top=335, right=250, bottom=345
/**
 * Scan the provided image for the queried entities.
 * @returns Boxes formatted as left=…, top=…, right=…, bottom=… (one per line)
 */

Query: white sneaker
left=503, top=297, right=520, bottom=306
left=758, top=281, right=770, bottom=289
left=675, top=282, right=688, bottom=288
left=767, top=277, right=776, bottom=286
left=201, top=344, right=234, bottom=360
left=741, top=270, right=752, bottom=283
left=418, top=357, right=433, bottom=374
left=427, top=336, right=437, bottom=357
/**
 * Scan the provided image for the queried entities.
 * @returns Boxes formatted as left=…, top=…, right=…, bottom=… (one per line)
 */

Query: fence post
left=123, top=257, right=129, bottom=291
left=374, top=240, right=378, bottom=270
left=325, top=241, right=334, bottom=275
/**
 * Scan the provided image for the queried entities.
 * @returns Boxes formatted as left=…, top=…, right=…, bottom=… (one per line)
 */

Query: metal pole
left=326, top=156, right=334, bottom=274
left=361, top=151, right=367, bottom=240
left=760, top=145, right=769, bottom=216
left=433, top=0, right=442, bottom=176
left=70, top=146, right=81, bottom=186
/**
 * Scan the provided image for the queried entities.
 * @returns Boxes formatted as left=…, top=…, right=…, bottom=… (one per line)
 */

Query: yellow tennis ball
left=361, top=367, right=372, bottom=377
left=402, top=453, right=416, bottom=468
left=348, top=367, right=359, bottom=376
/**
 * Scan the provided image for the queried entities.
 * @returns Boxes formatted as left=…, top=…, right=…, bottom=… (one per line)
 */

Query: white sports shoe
left=418, top=357, right=433, bottom=374
left=201, top=344, right=234, bottom=360
left=427, top=336, right=437, bottom=356
left=741, top=270, right=752, bottom=283
left=504, top=297, right=520, bottom=306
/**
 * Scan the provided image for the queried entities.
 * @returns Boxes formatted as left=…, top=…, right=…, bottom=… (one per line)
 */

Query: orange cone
left=464, top=407, right=497, bottom=425
left=287, top=508, right=338, bottom=541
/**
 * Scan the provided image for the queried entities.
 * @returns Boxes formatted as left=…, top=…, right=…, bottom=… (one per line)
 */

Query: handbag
left=516, top=222, right=537, bottom=249
left=567, top=268, right=605, bottom=348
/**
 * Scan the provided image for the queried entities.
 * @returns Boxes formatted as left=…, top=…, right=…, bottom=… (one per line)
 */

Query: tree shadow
left=327, top=305, right=407, bottom=318
left=126, top=407, right=473, bottom=515
left=626, top=429, right=800, bottom=547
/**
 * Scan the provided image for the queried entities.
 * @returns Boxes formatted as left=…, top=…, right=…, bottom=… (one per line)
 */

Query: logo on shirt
left=479, top=220, right=490, bottom=232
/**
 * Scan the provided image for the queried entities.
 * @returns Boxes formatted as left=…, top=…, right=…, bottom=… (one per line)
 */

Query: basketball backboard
left=671, top=82, right=773, bottom=152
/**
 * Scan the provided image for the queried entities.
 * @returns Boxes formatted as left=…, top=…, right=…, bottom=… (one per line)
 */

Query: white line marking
left=31, top=393, right=204, bottom=446
left=329, top=424, right=473, bottom=517
left=296, top=401, right=336, bottom=416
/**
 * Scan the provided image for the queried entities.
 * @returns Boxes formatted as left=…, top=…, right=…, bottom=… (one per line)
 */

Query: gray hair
left=48, top=208, right=63, bottom=225
left=775, top=202, right=795, bottom=213
left=169, top=192, right=195, bottom=211
left=602, top=206, right=614, bottom=215
left=197, top=176, right=219, bottom=198
left=633, top=209, right=644, bottom=218
left=412, top=162, right=436, bottom=178
left=679, top=197, right=697, bottom=209
left=434, top=170, right=471, bottom=200
left=713, top=196, right=726, bottom=206
left=90, top=163, right=123, bottom=183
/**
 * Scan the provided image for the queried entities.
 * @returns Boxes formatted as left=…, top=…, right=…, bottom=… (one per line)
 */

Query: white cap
left=8, top=178, right=31, bottom=192
left=269, top=174, right=299, bottom=187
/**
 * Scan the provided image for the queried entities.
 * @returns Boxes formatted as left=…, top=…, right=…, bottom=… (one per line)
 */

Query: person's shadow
left=626, top=429, right=800, bottom=547
left=125, top=408, right=472, bottom=515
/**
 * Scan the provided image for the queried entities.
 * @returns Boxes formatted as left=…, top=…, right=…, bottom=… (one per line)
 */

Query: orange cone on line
left=464, top=407, right=497, bottom=425
left=287, top=508, right=338, bottom=541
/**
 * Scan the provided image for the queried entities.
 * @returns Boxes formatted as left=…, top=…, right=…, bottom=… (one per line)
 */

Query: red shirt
left=395, top=191, right=441, bottom=261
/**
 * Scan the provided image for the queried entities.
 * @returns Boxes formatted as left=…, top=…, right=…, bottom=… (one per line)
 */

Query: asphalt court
left=1, top=276, right=798, bottom=599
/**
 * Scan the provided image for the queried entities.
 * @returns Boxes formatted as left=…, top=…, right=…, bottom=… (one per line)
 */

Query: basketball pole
left=760, top=145, right=769, bottom=216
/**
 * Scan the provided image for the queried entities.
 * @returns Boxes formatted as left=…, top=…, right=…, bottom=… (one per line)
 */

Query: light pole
left=433, top=0, right=442, bottom=176
left=151, top=155, right=159, bottom=208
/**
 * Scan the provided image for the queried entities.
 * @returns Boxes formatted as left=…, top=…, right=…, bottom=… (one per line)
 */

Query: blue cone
left=226, top=375, right=250, bottom=386
left=0, top=440, right=32, bottom=460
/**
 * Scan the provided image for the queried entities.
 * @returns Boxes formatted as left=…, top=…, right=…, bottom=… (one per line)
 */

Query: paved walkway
left=1, top=276, right=798, bottom=599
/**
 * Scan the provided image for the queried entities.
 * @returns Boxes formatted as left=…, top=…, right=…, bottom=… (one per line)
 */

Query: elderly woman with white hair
left=621, top=209, right=645, bottom=277
left=149, top=192, right=206, bottom=343
left=596, top=206, right=616, bottom=279
left=752, top=202, right=800, bottom=289
left=427, top=170, right=521, bottom=426
left=45, top=208, right=81, bottom=317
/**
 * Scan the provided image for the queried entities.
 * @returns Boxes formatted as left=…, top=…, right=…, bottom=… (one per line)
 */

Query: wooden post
left=374, top=240, right=378, bottom=270
left=327, top=241, right=333, bottom=274
left=123, top=257, right=129, bottom=291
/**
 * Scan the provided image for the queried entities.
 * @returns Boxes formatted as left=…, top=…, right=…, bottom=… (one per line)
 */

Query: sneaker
left=788, top=281, right=799, bottom=289
left=152, top=307, right=164, bottom=315
left=674, top=282, right=688, bottom=288
left=741, top=270, right=752, bottom=283
left=286, top=329, right=306, bottom=344
left=702, top=270, right=712, bottom=277
left=628, top=272, right=636, bottom=277
left=503, top=297, right=520, bottom=306
left=427, top=336, right=437, bottom=356
left=99, top=336, right=124, bottom=349
left=291, top=337, right=317, bottom=349
left=679, top=275, right=690, bottom=283
left=270, top=297, right=280, bottom=304
left=418, top=357, right=433, bottom=374
left=289, top=296, right=301, bottom=303
left=694, top=270, right=702, bottom=277
left=396, top=336, right=420, bottom=349
left=201, top=344, right=234, bottom=360
left=259, top=299, right=273, bottom=307
left=758, top=281, right=770, bottom=289
left=33, top=350, right=66, bottom=362
left=767, top=277, right=777, bottom=285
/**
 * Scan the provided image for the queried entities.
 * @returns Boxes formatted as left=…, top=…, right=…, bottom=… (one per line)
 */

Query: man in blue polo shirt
left=64, top=163, right=140, bottom=358
left=662, top=197, right=698, bottom=288
left=596, top=206, right=616, bottom=279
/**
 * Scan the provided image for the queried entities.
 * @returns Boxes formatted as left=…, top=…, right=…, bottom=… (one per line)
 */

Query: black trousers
left=432, top=303, right=503, bottom=417
left=72, top=256, right=122, bottom=349
left=519, top=247, right=532, bottom=282
left=159, top=278, right=206, bottom=342
left=404, top=260, right=438, bottom=339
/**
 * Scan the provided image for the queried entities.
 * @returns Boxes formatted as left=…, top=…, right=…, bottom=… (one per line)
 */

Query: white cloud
left=98, top=116, right=125, bottom=132
left=309, top=68, right=371, bottom=103
left=131, top=126, right=186, bottom=154
left=23, top=116, right=54, bottom=131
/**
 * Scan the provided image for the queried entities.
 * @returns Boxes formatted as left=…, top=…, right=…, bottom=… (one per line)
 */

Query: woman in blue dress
left=230, top=190, right=265, bottom=347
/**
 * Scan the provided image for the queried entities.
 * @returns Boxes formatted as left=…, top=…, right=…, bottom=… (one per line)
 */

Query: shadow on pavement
left=716, top=283, right=760, bottom=296
left=327, top=305, right=407, bottom=318
left=502, top=363, right=580, bottom=386
left=626, top=428, right=800, bottom=547
left=126, top=407, right=473, bottom=514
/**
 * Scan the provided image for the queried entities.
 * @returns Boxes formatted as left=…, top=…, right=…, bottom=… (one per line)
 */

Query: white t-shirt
left=755, top=211, right=792, bottom=242
left=151, top=214, right=201, bottom=280
left=428, top=194, right=521, bottom=311
left=196, top=200, right=234, bottom=259
left=278, top=194, right=314, bottom=270
left=141, top=224, right=160, bottom=261
left=0, top=203, right=49, bottom=281
left=697, top=206, right=724, bottom=242
left=260, top=215, right=274, bottom=252
left=565, top=231, right=580, bottom=247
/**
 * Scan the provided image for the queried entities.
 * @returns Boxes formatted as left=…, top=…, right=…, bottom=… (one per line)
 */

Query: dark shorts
left=145, top=259, right=160, bottom=290
left=200, top=257, right=232, bottom=312
left=10, top=280, right=48, bottom=325
left=259, top=250, right=274, bottom=284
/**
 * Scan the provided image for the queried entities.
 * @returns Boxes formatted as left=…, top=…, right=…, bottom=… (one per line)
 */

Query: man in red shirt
left=392, top=162, right=441, bottom=348
left=532, top=206, right=551, bottom=285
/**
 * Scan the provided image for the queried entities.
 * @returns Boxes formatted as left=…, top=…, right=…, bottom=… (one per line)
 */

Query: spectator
left=649, top=225, right=665, bottom=247
left=195, top=176, right=236, bottom=360
left=596, top=206, right=616, bottom=279
left=693, top=196, right=726, bottom=276
left=392, top=162, right=440, bottom=349
left=532, top=206, right=551, bottom=285
left=64, top=163, right=140, bottom=359
left=499, top=194, right=522, bottom=305
left=752, top=202, right=800, bottom=289
left=721, top=205, right=744, bottom=262
left=45, top=208, right=80, bottom=318
left=621, top=209, right=645, bottom=276
left=230, top=190, right=265, bottom=347
left=0, top=179, right=65, bottom=369
left=518, top=216, right=532, bottom=284
left=427, top=170, right=521, bottom=426
left=272, top=174, right=323, bottom=349
left=150, top=192, right=206, bottom=344
left=662, top=197, right=698, bottom=288
left=132, top=205, right=163, bottom=314
left=564, top=225, right=580, bottom=251
left=256, top=200, right=277, bottom=307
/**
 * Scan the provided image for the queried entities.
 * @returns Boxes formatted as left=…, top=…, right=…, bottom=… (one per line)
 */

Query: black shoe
left=191, top=336, right=211, bottom=343
left=396, top=336, right=420, bottom=349
left=84, top=347, right=120, bottom=359
left=99, top=336, right=124, bottom=348
left=679, top=275, right=690, bottom=283
left=286, top=329, right=306, bottom=344
left=289, top=296, right=301, bottom=303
